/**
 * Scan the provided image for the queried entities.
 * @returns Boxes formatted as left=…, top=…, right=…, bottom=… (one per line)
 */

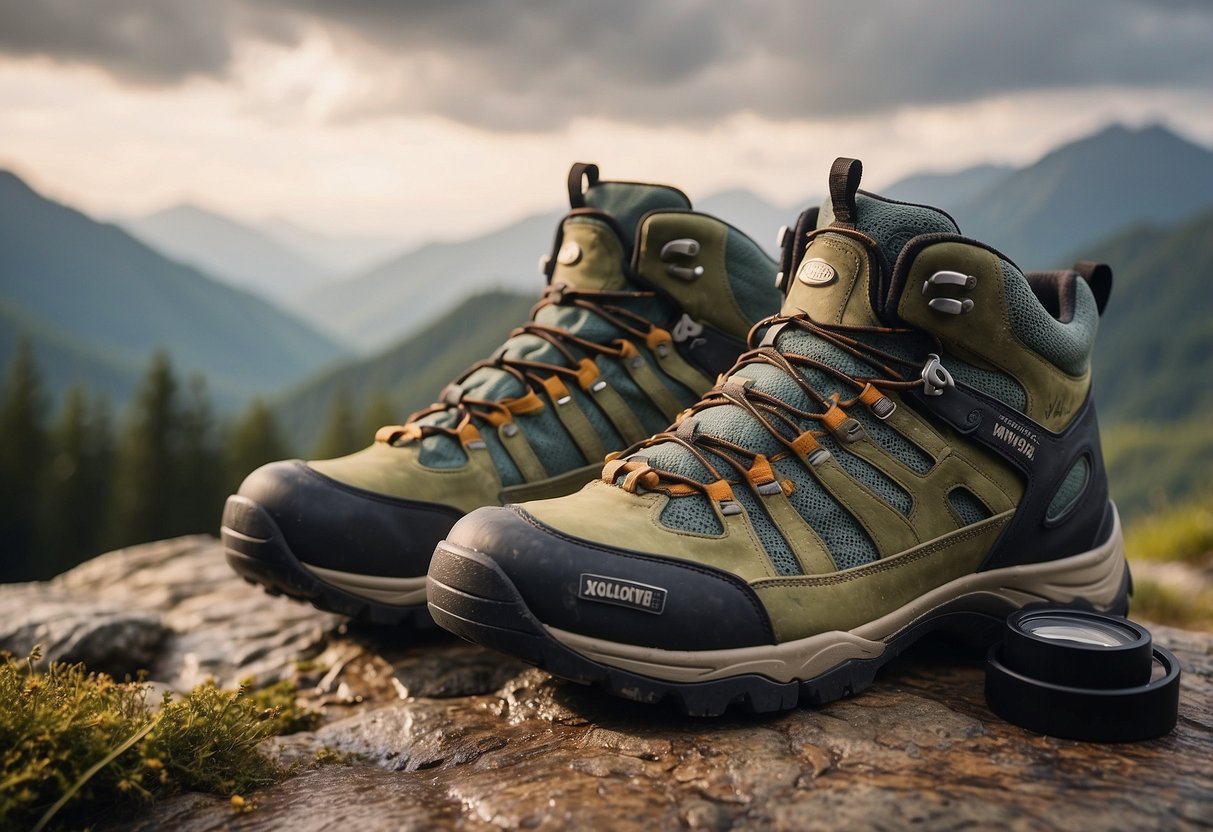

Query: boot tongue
left=550, top=163, right=692, bottom=292
left=783, top=158, right=958, bottom=325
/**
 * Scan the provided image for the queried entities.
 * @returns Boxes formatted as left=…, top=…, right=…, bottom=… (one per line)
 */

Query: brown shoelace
left=603, top=313, right=938, bottom=502
left=376, top=284, right=667, bottom=446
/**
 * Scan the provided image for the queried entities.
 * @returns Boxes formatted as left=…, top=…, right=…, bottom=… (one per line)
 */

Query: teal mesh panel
left=724, top=227, right=782, bottom=327
left=518, top=406, right=583, bottom=474
left=817, top=434, right=913, bottom=515
left=658, top=493, right=723, bottom=536
left=418, top=431, right=465, bottom=469
left=646, top=348, right=702, bottom=404
left=775, top=457, right=878, bottom=569
left=948, top=487, right=992, bottom=526
left=585, top=181, right=690, bottom=244
left=1047, top=456, right=1091, bottom=521
left=853, top=194, right=959, bottom=274
left=1002, top=261, right=1098, bottom=376
left=568, top=386, right=623, bottom=455
left=638, top=438, right=714, bottom=482
left=416, top=421, right=524, bottom=485
left=851, top=408, right=935, bottom=474
left=732, top=487, right=802, bottom=576
left=598, top=358, right=668, bottom=435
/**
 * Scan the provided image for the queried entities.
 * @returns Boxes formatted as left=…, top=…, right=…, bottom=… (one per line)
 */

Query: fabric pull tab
left=567, top=162, right=599, bottom=208
left=828, top=157, right=863, bottom=228
left=1073, top=260, right=1113, bottom=316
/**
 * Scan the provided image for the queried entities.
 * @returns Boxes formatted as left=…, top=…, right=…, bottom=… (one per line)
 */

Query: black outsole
left=220, top=495, right=435, bottom=628
left=427, top=540, right=1132, bottom=717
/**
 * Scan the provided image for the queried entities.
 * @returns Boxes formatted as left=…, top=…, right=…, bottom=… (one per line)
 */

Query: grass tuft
left=1130, top=578, right=1213, bottom=630
left=1124, top=495, right=1213, bottom=563
left=0, top=653, right=320, bottom=830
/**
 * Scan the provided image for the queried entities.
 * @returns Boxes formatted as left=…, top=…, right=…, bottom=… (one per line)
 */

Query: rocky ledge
left=2, top=537, right=1210, bottom=830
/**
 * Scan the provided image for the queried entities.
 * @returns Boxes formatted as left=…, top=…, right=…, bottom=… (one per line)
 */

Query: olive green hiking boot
left=428, top=157, right=1129, bottom=713
left=221, top=163, right=781, bottom=624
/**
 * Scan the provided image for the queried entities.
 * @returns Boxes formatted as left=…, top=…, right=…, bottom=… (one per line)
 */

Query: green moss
left=1124, top=494, right=1213, bottom=563
left=1131, top=578, right=1213, bottom=630
left=242, top=678, right=322, bottom=736
left=0, top=651, right=321, bottom=831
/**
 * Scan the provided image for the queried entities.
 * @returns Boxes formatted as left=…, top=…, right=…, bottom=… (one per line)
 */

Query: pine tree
left=312, top=389, right=359, bottom=460
left=360, top=392, right=397, bottom=440
left=0, top=342, right=47, bottom=581
left=225, top=398, right=291, bottom=493
left=109, top=351, right=181, bottom=548
left=175, top=374, right=224, bottom=534
left=41, top=387, right=114, bottom=576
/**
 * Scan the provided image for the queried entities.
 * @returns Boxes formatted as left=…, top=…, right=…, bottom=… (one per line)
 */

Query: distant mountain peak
left=0, top=170, right=346, bottom=412
left=952, top=120, right=1213, bottom=270
left=0, top=169, right=37, bottom=195
left=1044, top=121, right=1208, bottom=160
left=144, top=202, right=247, bottom=226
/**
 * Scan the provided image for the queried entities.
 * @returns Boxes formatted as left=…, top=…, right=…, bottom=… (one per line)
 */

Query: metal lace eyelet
left=921, top=353, right=955, bottom=397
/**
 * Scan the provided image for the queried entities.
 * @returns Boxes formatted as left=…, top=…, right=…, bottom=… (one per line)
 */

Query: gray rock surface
left=2, top=537, right=1210, bottom=831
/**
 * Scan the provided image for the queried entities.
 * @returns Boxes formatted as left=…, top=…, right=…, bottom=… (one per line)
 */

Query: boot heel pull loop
left=1073, top=261, right=1113, bottom=316
left=567, top=162, right=600, bottom=208
left=828, top=157, right=863, bottom=228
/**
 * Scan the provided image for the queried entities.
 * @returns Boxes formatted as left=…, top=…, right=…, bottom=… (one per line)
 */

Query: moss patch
left=0, top=649, right=320, bottom=830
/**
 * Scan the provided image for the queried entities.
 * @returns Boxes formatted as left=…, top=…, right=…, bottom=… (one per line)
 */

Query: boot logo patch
left=578, top=574, right=667, bottom=614
left=797, top=258, right=837, bottom=286
left=991, top=415, right=1038, bottom=460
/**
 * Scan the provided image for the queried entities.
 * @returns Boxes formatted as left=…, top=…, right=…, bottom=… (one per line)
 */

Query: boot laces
left=603, top=313, right=940, bottom=500
left=375, top=283, right=664, bottom=445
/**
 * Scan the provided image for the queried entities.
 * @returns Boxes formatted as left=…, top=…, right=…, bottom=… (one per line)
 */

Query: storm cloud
left=1, top=0, right=1209, bottom=129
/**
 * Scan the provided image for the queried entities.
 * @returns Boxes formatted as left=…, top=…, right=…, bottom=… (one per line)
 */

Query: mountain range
left=0, top=172, right=346, bottom=411
left=120, top=204, right=337, bottom=304
left=5, top=120, right=1211, bottom=435
left=954, top=124, right=1213, bottom=269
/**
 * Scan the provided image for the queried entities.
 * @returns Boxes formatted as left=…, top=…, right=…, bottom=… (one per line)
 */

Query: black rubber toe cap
left=230, top=460, right=464, bottom=578
left=443, top=505, right=775, bottom=651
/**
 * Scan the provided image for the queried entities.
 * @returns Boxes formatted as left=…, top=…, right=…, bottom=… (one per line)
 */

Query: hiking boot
left=428, top=157, right=1128, bottom=714
left=221, top=163, right=781, bottom=624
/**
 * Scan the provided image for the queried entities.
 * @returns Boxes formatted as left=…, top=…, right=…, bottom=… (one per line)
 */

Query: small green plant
left=242, top=678, right=323, bottom=736
left=0, top=650, right=320, bottom=831
left=1131, top=578, right=1213, bottom=630
left=1124, top=495, right=1213, bottom=563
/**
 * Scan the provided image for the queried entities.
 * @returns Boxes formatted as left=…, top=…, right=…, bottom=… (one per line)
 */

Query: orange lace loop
left=574, top=358, right=601, bottom=391
left=746, top=454, right=776, bottom=487
left=375, top=424, right=422, bottom=445
left=602, top=457, right=660, bottom=492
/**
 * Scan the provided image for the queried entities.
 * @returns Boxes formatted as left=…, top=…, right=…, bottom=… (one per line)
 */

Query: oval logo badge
left=797, top=258, right=837, bottom=286
left=557, top=241, right=582, bottom=265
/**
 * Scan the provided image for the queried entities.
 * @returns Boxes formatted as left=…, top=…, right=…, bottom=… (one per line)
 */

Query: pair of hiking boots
left=221, top=159, right=1127, bottom=716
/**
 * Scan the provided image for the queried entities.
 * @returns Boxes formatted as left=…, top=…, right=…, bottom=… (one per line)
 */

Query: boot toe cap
left=227, top=459, right=464, bottom=578
left=440, top=504, right=774, bottom=650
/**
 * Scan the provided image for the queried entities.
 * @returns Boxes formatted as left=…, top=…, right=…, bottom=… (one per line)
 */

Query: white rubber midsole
left=547, top=508, right=1126, bottom=685
left=303, top=563, right=428, bottom=606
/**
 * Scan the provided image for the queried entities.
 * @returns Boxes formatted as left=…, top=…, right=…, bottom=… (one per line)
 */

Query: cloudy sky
left=0, top=0, right=1210, bottom=241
